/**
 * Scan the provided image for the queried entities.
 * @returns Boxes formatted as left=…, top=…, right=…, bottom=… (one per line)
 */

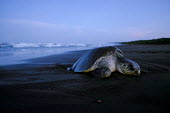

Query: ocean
left=0, top=42, right=120, bottom=65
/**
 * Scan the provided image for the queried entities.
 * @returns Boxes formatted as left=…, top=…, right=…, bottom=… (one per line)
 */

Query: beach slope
left=0, top=45, right=170, bottom=113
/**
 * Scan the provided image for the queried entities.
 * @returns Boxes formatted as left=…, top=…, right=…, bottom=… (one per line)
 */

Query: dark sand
left=0, top=45, right=170, bottom=113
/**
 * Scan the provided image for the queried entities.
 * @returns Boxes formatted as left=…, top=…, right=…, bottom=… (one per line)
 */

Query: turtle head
left=116, top=57, right=140, bottom=76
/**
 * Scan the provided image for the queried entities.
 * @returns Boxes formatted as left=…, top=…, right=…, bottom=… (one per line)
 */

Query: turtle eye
left=128, top=65, right=134, bottom=70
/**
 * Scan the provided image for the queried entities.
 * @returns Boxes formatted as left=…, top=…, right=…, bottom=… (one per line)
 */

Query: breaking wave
left=0, top=43, right=90, bottom=48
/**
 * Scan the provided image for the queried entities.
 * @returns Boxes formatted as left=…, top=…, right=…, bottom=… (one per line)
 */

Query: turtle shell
left=72, top=46, right=123, bottom=72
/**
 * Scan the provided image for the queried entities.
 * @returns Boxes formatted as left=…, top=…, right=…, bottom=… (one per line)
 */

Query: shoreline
left=0, top=44, right=170, bottom=113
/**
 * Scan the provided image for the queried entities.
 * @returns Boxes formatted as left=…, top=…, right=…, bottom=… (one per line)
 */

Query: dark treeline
left=121, top=38, right=170, bottom=45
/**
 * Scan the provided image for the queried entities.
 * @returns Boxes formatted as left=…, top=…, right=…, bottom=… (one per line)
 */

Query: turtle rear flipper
left=67, top=67, right=73, bottom=71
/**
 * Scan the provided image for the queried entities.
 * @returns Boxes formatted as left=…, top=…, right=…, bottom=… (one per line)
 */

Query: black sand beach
left=0, top=45, right=170, bottom=113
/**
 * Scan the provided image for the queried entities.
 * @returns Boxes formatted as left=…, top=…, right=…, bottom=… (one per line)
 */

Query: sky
left=0, top=0, right=170, bottom=44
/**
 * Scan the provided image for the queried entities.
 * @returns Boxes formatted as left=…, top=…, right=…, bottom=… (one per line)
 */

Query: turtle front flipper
left=90, top=66, right=111, bottom=78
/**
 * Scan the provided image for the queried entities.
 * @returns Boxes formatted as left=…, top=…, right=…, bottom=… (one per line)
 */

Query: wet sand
left=0, top=45, right=170, bottom=113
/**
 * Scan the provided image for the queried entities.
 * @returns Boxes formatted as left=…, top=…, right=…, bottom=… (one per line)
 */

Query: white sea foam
left=13, top=43, right=40, bottom=48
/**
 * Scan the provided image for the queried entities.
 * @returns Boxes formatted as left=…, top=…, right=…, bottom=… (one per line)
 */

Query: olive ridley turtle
left=70, top=46, right=140, bottom=78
